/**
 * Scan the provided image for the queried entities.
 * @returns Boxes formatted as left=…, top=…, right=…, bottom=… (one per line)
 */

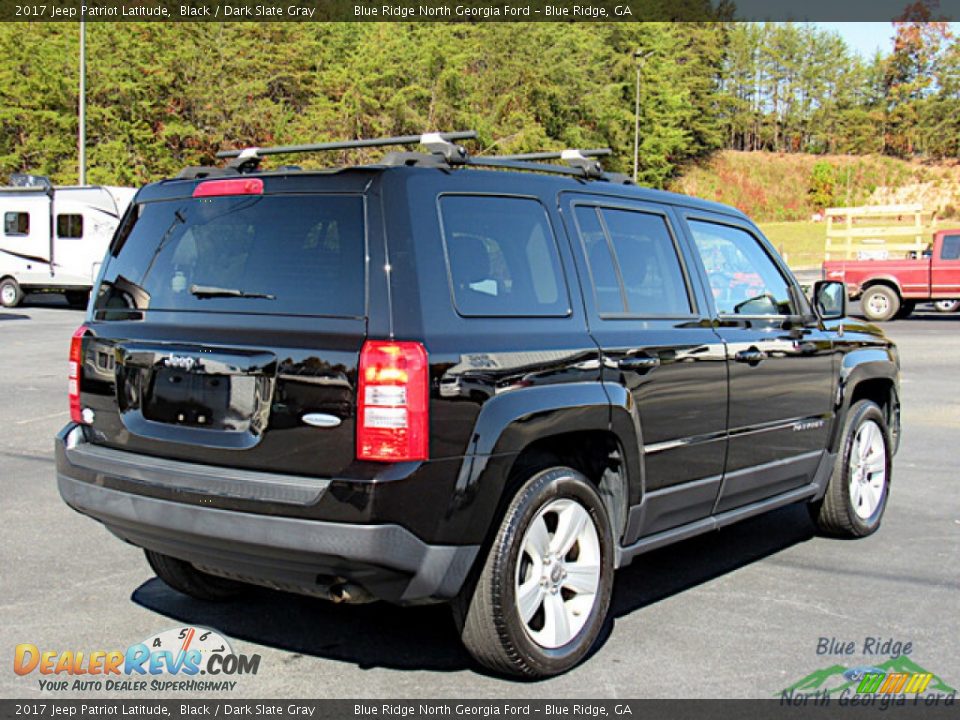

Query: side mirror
left=813, top=280, right=846, bottom=320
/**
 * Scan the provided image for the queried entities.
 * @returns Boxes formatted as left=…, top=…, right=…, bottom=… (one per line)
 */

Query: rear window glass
left=439, top=195, right=569, bottom=317
left=95, top=195, right=365, bottom=317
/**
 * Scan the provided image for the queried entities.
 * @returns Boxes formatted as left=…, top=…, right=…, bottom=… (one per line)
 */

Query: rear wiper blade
left=189, top=284, right=275, bottom=300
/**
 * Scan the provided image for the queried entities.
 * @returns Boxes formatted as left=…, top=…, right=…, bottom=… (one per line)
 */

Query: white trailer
left=0, top=176, right=135, bottom=308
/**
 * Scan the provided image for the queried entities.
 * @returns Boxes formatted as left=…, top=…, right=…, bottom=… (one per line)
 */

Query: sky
left=815, top=23, right=896, bottom=57
left=816, top=21, right=959, bottom=58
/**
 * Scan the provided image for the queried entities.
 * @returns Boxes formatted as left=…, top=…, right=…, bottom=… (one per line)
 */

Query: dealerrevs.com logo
left=14, top=626, right=261, bottom=692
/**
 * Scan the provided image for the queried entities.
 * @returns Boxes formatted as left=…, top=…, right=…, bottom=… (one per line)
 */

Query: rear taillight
left=69, top=325, right=90, bottom=424
left=357, top=340, right=429, bottom=462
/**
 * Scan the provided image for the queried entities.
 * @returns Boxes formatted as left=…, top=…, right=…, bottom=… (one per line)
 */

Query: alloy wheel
left=848, top=419, right=887, bottom=520
left=514, top=498, right=601, bottom=649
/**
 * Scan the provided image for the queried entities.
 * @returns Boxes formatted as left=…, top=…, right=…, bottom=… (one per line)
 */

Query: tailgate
left=79, top=320, right=364, bottom=477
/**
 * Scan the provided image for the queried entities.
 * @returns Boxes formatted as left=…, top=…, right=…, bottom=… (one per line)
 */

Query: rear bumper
left=56, top=425, right=478, bottom=604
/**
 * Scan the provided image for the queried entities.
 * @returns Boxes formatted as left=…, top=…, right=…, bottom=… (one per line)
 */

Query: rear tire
left=933, top=300, right=960, bottom=313
left=458, top=466, right=614, bottom=678
left=810, top=400, right=891, bottom=538
left=896, top=300, right=915, bottom=319
left=145, top=550, right=244, bottom=601
left=65, top=290, right=90, bottom=309
left=0, top=277, right=23, bottom=308
left=860, top=285, right=900, bottom=322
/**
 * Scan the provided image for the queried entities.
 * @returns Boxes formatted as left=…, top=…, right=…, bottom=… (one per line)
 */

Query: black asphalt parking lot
left=1, top=296, right=957, bottom=699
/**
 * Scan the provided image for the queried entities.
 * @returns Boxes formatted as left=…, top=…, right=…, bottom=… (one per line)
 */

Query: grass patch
left=758, top=220, right=947, bottom=270
left=758, top=222, right=826, bottom=270
left=670, top=150, right=960, bottom=223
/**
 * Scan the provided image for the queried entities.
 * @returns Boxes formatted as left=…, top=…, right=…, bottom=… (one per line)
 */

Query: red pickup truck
left=822, top=229, right=960, bottom=321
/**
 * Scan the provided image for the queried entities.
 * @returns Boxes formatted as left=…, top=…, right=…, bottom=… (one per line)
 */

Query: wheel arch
left=860, top=277, right=902, bottom=297
left=831, top=353, right=900, bottom=456
left=456, top=382, right=640, bottom=554
left=502, top=430, right=631, bottom=545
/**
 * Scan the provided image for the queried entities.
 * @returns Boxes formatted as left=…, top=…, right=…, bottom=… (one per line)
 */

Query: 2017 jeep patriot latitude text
left=57, top=144, right=900, bottom=678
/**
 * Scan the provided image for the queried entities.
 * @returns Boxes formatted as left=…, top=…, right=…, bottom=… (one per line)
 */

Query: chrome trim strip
left=644, top=414, right=831, bottom=455
left=644, top=432, right=725, bottom=455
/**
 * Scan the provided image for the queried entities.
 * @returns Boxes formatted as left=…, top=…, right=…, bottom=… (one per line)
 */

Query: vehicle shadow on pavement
left=132, top=504, right=816, bottom=676
left=610, top=503, right=815, bottom=618
left=18, top=295, right=83, bottom=310
left=0, top=312, right=29, bottom=321
left=895, top=312, right=960, bottom=322
left=132, top=578, right=474, bottom=672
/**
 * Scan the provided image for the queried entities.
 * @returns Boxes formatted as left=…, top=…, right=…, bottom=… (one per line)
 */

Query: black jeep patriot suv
left=56, top=133, right=900, bottom=678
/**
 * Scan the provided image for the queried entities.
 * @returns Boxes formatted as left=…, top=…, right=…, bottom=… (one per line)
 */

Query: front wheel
left=810, top=400, right=891, bottom=537
left=933, top=299, right=960, bottom=313
left=458, top=466, right=614, bottom=678
left=860, top=286, right=900, bottom=322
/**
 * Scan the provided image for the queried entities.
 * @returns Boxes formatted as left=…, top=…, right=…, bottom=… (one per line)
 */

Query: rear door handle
left=734, top=348, right=766, bottom=365
left=618, top=355, right=661, bottom=372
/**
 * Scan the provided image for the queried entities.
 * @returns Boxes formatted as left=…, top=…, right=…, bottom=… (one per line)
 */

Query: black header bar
left=4, top=0, right=958, bottom=22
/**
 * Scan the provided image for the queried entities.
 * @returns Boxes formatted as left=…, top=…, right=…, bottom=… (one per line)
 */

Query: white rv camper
left=0, top=175, right=135, bottom=308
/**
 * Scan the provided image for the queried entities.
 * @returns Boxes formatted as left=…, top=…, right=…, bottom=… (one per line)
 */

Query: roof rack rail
left=491, top=148, right=611, bottom=162
left=466, top=157, right=590, bottom=178
left=216, top=131, right=477, bottom=172
left=483, top=147, right=631, bottom=183
left=466, top=157, right=631, bottom=184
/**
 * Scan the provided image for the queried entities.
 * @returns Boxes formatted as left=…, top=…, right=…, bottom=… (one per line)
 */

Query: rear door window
left=574, top=204, right=692, bottom=317
left=96, top=194, right=365, bottom=317
left=439, top=195, right=570, bottom=317
left=574, top=205, right=623, bottom=315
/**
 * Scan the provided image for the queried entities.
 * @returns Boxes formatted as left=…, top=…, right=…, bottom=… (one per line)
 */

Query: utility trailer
left=0, top=175, right=134, bottom=308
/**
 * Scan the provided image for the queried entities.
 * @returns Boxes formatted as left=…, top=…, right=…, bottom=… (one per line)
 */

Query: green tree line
left=0, top=20, right=956, bottom=189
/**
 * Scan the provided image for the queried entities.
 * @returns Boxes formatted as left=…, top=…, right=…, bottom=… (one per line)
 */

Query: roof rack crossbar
left=216, top=131, right=477, bottom=160
left=491, top=148, right=611, bottom=161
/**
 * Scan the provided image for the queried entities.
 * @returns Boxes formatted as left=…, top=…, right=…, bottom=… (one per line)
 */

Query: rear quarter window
left=438, top=195, right=570, bottom=317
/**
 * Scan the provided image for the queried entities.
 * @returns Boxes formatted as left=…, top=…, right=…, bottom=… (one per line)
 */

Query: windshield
left=94, top=194, right=365, bottom=318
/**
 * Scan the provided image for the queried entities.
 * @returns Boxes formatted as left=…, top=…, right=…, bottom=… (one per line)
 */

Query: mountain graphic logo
left=780, top=655, right=956, bottom=697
